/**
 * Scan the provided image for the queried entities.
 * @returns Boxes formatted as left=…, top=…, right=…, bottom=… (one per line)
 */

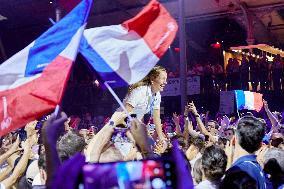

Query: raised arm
left=172, top=112, right=182, bottom=135
left=0, top=136, right=20, bottom=166
left=153, top=109, right=166, bottom=141
left=85, top=112, right=126, bottom=162
left=2, top=135, right=36, bottom=189
left=42, top=111, right=68, bottom=188
left=188, top=102, right=216, bottom=142
left=263, top=100, right=279, bottom=132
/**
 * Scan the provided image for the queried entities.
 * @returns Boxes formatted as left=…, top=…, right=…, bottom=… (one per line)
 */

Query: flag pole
left=234, top=90, right=241, bottom=119
left=104, top=81, right=133, bottom=123
left=237, top=109, right=241, bottom=119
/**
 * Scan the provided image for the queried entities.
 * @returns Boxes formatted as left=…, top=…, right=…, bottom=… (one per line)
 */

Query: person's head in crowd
left=127, top=66, right=167, bottom=94
left=192, top=158, right=203, bottom=185
left=57, top=131, right=86, bottom=162
left=192, top=136, right=205, bottom=153
left=271, top=133, right=284, bottom=148
left=168, top=71, right=175, bottom=78
left=235, top=116, right=266, bottom=154
left=1, top=133, right=13, bottom=153
left=241, top=54, right=247, bottom=61
left=218, top=137, right=229, bottom=149
left=207, top=120, right=219, bottom=130
left=228, top=58, right=233, bottom=64
left=223, top=128, right=235, bottom=140
left=207, top=120, right=219, bottom=136
left=263, top=148, right=284, bottom=189
left=78, top=128, right=93, bottom=143
left=186, top=136, right=205, bottom=161
left=84, top=112, right=92, bottom=121
left=171, top=134, right=187, bottom=151
left=200, top=145, right=227, bottom=182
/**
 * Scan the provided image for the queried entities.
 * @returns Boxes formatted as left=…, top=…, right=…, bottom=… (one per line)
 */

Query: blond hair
left=127, top=66, right=166, bottom=94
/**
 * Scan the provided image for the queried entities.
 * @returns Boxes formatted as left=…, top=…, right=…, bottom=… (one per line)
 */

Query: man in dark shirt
left=221, top=116, right=266, bottom=189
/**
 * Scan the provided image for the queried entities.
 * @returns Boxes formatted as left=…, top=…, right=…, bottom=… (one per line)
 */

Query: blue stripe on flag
left=25, top=0, right=92, bottom=76
left=235, top=90, right=245, bottom=110
left=79, top=36, right=128, bottom=88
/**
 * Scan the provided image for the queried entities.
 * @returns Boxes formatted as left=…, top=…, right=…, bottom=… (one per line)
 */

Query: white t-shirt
left=195, top=179, right=221, bottom=189
left=0, top=183, right=5, bottom=189
left=123, top=85, right=161, bottom=120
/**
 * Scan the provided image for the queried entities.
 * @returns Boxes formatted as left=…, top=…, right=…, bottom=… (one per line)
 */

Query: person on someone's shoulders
left=120, top=66, right=168, bottom=142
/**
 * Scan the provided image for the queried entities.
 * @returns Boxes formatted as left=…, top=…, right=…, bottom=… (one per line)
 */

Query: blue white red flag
left=80, top=0, right=178, bottom=87
left=235, top=90, right=263, bottom=112
left=0, top=0, right=92, bottom=136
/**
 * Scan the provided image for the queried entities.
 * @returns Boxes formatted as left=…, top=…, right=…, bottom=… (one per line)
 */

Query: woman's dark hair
left=201, top=145, right=227, bottom=181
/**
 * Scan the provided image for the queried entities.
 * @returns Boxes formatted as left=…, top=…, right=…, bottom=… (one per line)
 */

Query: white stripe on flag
left=0, top=42, right=37, bottom=91
left=244, top=91, right=254, bottom=110
left=60, top=24, right=86, bottom=60
left=83, top=25, right=159, bottom=84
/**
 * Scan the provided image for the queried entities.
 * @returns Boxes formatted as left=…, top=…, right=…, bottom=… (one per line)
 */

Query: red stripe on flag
left=122, top=0, right=178, bottom=58
left=0, top=56, right=72, bottom=136
left=253, top=92, right=263, bottom=112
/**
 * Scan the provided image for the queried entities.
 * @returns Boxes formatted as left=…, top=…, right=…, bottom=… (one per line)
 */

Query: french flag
left=80, top=0, right=178, bottom=87
left=0, top=0, right=92, bottom=136
left=235, top=90, right=263, bottom=112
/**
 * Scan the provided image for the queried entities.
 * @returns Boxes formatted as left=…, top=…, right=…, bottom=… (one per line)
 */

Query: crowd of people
left=167, top=54, right=284, bottom=93
left=0, top=66, right=284, bottom=189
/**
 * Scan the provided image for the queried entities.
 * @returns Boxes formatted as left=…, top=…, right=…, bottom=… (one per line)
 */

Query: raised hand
left=172, top=112, right=180, bottom=126
left=153, top=140, right=168, bottom=155
left=10, top=135, right=21, bottom=153
left=256, top=144, right=269, bottom=167
left=25, top=120, right=38, bottom=138
left=184, top=104, right=190, bottom=117
left=188, top=102, right=198, bottom=116
left=110, top=111, right=127, bottom=126
left=224, top=138, right=235, bottom=170
left=85, top=120, right=115, bottom=163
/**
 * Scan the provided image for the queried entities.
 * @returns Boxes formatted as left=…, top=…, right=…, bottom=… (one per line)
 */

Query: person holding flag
left=79, top=0, right=177, bottom=144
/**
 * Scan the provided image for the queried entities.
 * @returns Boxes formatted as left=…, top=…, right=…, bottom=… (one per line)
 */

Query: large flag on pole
left=80, top=0, right=178, bottom=87
left=0, top=0, right=92, bottom=136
